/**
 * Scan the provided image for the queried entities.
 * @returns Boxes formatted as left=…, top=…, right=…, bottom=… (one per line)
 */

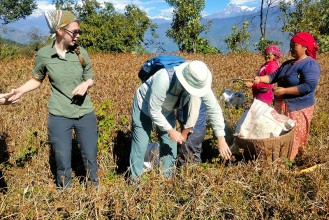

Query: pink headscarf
left=291, top=32, right=319, bottom=59
left=265, top=45, right=282, bottom=60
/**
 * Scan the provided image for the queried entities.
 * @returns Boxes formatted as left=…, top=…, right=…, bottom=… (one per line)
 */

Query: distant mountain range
left=204, top=3, right=260, bottom=19
left=144, top=4, right=290, bottom=54
left=0, top=14, right=49, bottom=44
left=0, top=3, right=291, bottom=53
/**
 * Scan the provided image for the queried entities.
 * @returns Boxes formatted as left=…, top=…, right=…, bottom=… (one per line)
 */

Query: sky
left=33, top=0, right=263, bottom=19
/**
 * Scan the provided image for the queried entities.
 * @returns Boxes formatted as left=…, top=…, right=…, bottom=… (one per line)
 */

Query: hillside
left=0, top=53, right=328, bottom=218
left=144, top=6, right=291, bottom=54
left=0, top=6, right=290, bottom=53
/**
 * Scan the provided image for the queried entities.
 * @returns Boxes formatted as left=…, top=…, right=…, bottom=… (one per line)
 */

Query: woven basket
left=233, top=126, right=295, bottom=163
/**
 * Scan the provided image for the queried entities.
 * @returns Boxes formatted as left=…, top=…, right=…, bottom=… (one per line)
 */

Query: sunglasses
left=62, top=28, right=82, bottom=36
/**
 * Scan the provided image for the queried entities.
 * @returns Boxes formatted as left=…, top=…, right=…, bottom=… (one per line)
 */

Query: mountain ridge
left=144, top=5, right=290, bottom=54
left=0, top=4, right=290, bottom=53
left=204, top=3, right=260, bottom=19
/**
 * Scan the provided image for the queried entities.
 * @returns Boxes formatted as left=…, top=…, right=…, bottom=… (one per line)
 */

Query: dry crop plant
left=0, top=53, right=328, bottom=219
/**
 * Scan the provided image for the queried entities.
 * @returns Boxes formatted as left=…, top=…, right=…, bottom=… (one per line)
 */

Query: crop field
left=0, top=53, right=328, bottom=219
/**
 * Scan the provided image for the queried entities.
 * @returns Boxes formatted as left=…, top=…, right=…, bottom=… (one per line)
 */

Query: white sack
left=235, top=99, right=295, bottom=139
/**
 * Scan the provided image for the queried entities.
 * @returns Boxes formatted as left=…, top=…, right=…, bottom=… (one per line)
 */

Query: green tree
left=0, top=0, right=37, bottom=24
left=52, top=0, right=75, bottom=11
left=225, top=21, right=251, bottom=53
left=166, top=0, right=217, bottom=53
left=75, top=0, right=100, bottom=22
left=76, top=1, right=154, bottom=53
left=259, top=0, right=280, bottom=41
left=0, top=38, right=20, bottom=60
left=256, top=0, right=282, bottom=52
left=280, top=0, right=329, bottom=52
left=253, top=37, right=281, bottom=52
left=123, top=5, right=156, bottom=53
left=28, top=27, right=48, bottom=51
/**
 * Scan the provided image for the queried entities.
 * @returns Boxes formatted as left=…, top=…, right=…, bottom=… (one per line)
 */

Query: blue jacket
left=177, top=101, right=206, bottom=131
left=268, top=57, right=321, bottom=111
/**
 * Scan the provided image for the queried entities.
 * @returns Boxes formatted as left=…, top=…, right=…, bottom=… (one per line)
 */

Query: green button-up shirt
left=32, top=42, right=94, bottom=118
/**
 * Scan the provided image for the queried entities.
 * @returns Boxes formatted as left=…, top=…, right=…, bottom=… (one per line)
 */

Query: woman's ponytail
left=73, top=44, right=87, bottom=68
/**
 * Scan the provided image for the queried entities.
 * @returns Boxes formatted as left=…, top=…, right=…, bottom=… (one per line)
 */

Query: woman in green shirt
left=8, top=10, right=98, bottom=188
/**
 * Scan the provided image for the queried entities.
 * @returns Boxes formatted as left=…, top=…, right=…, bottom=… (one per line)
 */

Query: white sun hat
left=175, top=60, right=212, bottom=97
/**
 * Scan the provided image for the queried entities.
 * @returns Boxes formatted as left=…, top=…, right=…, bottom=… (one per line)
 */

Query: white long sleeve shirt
left=136, top=66, right=226, bottom=137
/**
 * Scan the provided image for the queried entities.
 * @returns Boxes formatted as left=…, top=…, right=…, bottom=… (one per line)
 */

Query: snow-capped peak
left=204, top=3, right=259, bottom=19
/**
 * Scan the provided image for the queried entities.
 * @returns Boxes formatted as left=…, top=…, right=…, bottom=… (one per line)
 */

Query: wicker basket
left=233, top=126, right=295, bottom=163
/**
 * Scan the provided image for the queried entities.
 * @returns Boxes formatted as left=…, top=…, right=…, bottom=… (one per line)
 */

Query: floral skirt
left=274, top=99, right=314, bottom=160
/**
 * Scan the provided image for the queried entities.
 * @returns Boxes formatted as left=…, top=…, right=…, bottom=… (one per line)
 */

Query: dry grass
left=0, top=53, right=328, bottom=219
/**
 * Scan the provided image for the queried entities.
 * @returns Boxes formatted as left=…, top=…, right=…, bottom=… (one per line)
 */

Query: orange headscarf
left=291, top=32, right=319, bottom=59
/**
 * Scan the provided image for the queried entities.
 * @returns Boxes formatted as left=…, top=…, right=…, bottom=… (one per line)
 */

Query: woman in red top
left=245, top=45, right=282, bottom=105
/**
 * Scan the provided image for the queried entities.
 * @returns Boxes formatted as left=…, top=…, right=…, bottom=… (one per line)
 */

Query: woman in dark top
left=254, top=32, right=321, bottom=160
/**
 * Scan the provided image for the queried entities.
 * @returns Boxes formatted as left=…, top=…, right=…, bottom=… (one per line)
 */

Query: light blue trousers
left=130, top=94, right=177, bottom=179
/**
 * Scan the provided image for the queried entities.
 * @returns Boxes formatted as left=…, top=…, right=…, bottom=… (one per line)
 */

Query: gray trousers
left=48, top=111, right=98, bottom=188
